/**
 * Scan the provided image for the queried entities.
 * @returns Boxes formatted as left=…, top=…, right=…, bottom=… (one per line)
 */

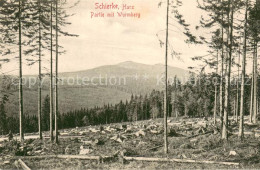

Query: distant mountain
left=58, top=61, right=190, bottom=94
left=60, top=61, right=189, bottom=80
left=3, top=61, right=190, bottom=116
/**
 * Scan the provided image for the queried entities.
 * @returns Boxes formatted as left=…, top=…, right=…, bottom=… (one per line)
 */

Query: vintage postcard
left=0, top=0, right=259, bottom=169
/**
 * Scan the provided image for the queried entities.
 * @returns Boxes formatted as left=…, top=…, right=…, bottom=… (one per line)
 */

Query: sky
left=2, top=0, right=211, bottom=75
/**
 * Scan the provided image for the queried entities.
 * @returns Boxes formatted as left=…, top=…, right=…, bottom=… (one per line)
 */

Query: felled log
left=57, top=155, right=102, bottom=160
left=16, top=155, right=110, bottom=162
left=124, top=156, right=239, bottom=166
left=18, top=159, right=31, bottom=170
left=45, top=135, right=84, bottom=139
left=187, top=131, right=213, bottom=139
left=15, top=155, right=57, bottom=160
left=56, top=155, right=115, bottom=163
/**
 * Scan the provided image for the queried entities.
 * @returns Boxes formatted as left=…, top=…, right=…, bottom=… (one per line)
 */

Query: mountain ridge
left=3, top=61, right=191, bottom=116
left=58, top=61, right=190, bottom=78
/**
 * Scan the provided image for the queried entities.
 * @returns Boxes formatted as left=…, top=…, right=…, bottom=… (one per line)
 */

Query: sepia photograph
left=0, top=0, right=260, bottom=169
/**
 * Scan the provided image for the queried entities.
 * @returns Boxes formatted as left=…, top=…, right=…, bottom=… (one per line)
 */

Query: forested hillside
left=1, top=61, right=189, bottom=117
left=0, top=73, right=253, bottom=134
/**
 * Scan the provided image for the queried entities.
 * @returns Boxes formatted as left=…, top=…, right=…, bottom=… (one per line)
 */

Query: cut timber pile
left=1, top=116, right=260, bottom=169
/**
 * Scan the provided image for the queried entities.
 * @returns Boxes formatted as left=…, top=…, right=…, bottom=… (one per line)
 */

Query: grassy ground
left=22, top=158, right=240, bottom=169
left=0, top=117, right=260, bottom=169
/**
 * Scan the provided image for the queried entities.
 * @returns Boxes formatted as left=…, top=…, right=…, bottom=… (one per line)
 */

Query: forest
left=0, top=73, right=254, bottom=134
left=0, top=0, right=259, bottom=162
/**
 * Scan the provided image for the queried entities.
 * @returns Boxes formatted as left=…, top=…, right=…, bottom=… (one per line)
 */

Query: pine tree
left=18, top=0, right=24, bottom=141
left=50, top=0, right=54, bottom=141
left=235, top=38, right=241, bottom=123
left=37, top=0, right=43, bottom=140
left=239, top=0, right=249, bottom=140
left=54, top=0, right=59, bottom=144
left=222, top=0, right=235, bottom=140
left=248, top=0, right=260, bottom=124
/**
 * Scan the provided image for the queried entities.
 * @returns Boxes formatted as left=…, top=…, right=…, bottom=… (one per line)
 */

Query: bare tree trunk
left=253, top=42, right=258, bottom=124
left=50, top=1, right=54, bottom=142
left=250, top=82, right=253, bottom=121
left=184, top=104, right=188, bottom=117
left=19, top=0, right=24, bottom=141
left=164, top=0, right=170, bottom=154
left=220, top=53, right=224, bottom=130
left=219, top=1, right=225, bottom=132
left=257, top=44, right=258, bottom=118
left=256, top=97, right=259, bottom=120
left=38, top=0, right=42, bottom=140
left=222, top=54, right=229, bottom=140
left=55, top=0, right=59, bottom=144
left=250, top=57, right=254, bottom=123
left=233, top=99, right=236, bottom=118
left=222, top=0, right=233, bottom=140
left=214, top=51, right=219, bottom=125
left=257, top=0, right=259, bottom=119
left=235, top=41, right=241, bottom=123
left=136, top=109, right=138, bottom=122
left=239, top=0, right=248, bottom=140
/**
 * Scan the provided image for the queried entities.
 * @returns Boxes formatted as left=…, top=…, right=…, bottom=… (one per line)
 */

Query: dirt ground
left=0, top=117, right=260, bottom=169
